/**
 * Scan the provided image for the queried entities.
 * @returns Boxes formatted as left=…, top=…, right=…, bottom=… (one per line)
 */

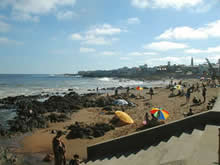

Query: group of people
left=143, top=111, right=165, bottom=128
left=185, top=83, right=207, bottom=104
left=52, top=131, right=82, bottom=165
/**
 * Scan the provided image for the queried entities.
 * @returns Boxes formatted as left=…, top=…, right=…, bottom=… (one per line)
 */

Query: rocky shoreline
left=0, top=86, right=135, bottom=136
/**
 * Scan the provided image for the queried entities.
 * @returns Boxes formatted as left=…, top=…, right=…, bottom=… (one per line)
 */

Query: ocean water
left=0, top=74, right=169, bottom=128
left=0, top=74, right=169, bottom=99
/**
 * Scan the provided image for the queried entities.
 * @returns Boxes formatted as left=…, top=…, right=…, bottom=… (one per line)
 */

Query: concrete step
left=100, top=146, right=151, bottom=165
left=125, top=136, right=180, bottom=165
left=187, top=125, right=219, bottom=165
left=89, top=135, right=180, bottom=165
left=160, top=128, right=204, bottom=164
left=160, top=160, right=187, bottom=165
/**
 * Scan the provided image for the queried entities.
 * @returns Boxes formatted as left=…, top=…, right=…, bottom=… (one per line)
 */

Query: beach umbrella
left=150, top=108, right=169, bottom=120
left=115, top=111, right=134, bottom=124
left=136, top=86, right=143, bottom=90
left=174, top=85, right=183, bottom=90
left=113, top=99, right=128, bottom=106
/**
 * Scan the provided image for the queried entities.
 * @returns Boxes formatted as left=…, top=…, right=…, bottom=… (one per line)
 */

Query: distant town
left=73, top=58, right=220, bottom=80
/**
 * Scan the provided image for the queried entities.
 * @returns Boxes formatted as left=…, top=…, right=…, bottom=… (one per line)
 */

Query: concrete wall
left=87, top=92, right=220, bottom=160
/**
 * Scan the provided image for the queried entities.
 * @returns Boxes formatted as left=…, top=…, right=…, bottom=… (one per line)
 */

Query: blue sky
left=0, top=0, right=220, bottom=74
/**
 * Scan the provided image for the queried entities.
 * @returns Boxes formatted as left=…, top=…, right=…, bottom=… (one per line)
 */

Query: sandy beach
left=15, top=79, right=219, bottom=160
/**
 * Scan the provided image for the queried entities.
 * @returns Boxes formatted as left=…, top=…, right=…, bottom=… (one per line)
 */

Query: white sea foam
left=98, top=77, right=113, bottom=81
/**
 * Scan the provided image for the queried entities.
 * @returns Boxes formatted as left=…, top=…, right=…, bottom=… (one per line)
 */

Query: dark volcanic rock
left=8, top=112, right=48, bottom=133
left=43, top=92, right=82, bottom=112
left=66, top=122, right=114, bottom=139
left=102, top=106, right=113, bottom=111
left=95, top=96, right=114, bottom=107
left=46, top=113, right=70, bottom=123
left=0, top=126, right=8, bottom=136
left=0, top=91, right=119, bottom=134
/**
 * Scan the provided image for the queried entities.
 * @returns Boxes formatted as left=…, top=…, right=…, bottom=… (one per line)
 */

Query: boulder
left=46, top=113, right=70, bottom=123
left=66, top=122, right=114, bottom=139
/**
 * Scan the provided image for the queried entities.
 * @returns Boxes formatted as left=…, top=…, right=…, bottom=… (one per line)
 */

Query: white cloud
left=80, top=47, right=96, bottom=53
left=0, top=20, right=10, bottom=32
left=131, top=0, right=204, bottom=9
left=208, top=55, right=220, bottom=61
left=70, top=24, right=122, bottom=45
left=70, top=33, right=83, bottom=40
left=56, top=10, right=76, bottom=20
left=154, top=0, right=202, bottom=9
left=157, top=20, right=220, bottom=40
left=10, top=0, right=76, bottom=14
left=129, top=52, right=157, bottom=56
left=86, top=24, right=121, bottom=36
left=157, top=26, right=208, bottom=40
left=83, top=36, right=110, bottom=45
left=12, top=12, right=39, bottom=22
left=131, top=0, right=150, bottom=9
left=185, top=46, right=220, bottom=54
left=144, top=41, right=188, bottom=51
left=1, top=0, right=76, bottom=22
left=184, top=48, right=204, bottom=54
left=127, top=17, right=141, bottom=24
left=0, top=37, right=23, bottom=45
left=70, top=33, right=112, bottom=45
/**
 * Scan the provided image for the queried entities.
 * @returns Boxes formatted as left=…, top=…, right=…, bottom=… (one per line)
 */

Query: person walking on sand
left=149, top=87, right=154, bottom=99
left=52, top=131, right=66, bottom=165
left=202, top=86, right=207, bottom=103
left=69, top=154, right=82, bottom=165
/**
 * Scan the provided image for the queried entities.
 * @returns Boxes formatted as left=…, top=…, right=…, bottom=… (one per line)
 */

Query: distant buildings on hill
left=77, top=58, right=220, bottom=79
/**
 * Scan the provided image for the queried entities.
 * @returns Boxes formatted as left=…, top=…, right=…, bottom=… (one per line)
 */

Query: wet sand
left=15, top=79, right=219, bottom=160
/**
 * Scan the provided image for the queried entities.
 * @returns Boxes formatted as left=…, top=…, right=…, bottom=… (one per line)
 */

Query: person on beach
left=144, top=112, right=150, bottom=125
left=185, top=88, right=191, bottom=103
left=195, top=82, right=200, bottom=92
left=52, top=131, right=66, bottom=165
left=187, top=108, right=194, bottom=116
left=170, top=79, right=173, bottom=86
left=192, top=96, right=201, bottom=105
left=126, top=86, right=130, bottom=94
left=96, top=87, right=99, bottom=93
left=151, top=113, right=158, bottom=121
left=149, top=87, right=154, bottom=99
left=115, top=88, right=118, bottom=96
left=69, top=154, right=82, bottom=165
left=183, top=108, right=194, bottom=117
left=202, top=86, right=207, bottom=103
